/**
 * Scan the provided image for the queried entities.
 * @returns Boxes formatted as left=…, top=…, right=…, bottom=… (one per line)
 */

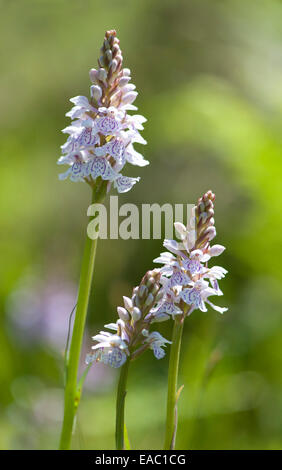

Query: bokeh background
left=1, top=0, right=282, bottom=449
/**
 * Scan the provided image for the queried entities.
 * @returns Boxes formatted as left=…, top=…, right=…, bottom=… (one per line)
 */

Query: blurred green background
left=1, top=0, right=282, bottom=450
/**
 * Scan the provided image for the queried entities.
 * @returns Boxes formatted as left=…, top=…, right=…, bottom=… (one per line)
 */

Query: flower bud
left=117, top=306, right=130, bottom=322
left=106, top=50, right=113, bottom=62
left=90, top=85, right=102, bottom=101
left=150, top=283, right=160, bottom=296
left=119, top=76, right=131, bottom=87
left=136, top=297, right=142, bottom=309
left=138, top=284, right=147, bottom=299
left=206, top=226, right=216, bottom=241
left=174, top=222, right=187, bottom=239
left=145, top=293, right=154, bottom=307
left=115, top=54, right=123, bottom=65
left=208, top=244, right=225, bottom=257
left=98, top=56, right=105, bottom=67
left=147, top=276, right=156, bottom=288
left=112, top=44, right=120, bottom=56
left=122, top=91, right=138, bottom=105
left=110, top=59, right=118, bottom=73
left=89, top=68, right=98, bottom=83
left=132, top=307, right=141, bottom=322
left=122, top=84, right=136, bottom=94
left=103, top=39, right=110, bottom=50
left=123, top=296, right=133, bottom=312
left=97, top=68, right=107, bottom=83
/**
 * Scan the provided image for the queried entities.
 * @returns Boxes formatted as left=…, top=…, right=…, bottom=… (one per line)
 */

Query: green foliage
left=1, top=0, right=282, bottom=449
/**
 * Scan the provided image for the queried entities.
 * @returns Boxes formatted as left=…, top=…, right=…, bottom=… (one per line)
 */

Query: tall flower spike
left=58, top=30, right=148, bottom=193
left=86, top=270, right=171, bottom=368
left=154, top=190, right=228, bottom=317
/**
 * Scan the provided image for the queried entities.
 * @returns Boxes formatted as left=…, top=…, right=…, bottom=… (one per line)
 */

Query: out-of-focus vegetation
left=1, top=0, right=282, bottom=449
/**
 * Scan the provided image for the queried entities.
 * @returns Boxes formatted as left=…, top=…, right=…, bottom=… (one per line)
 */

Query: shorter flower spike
left=154, top=190, right=228, bottom=318
left=87, top=270, right=171, bottom=368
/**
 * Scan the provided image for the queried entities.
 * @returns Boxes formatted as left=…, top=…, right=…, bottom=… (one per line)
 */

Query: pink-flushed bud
left=97, top=68, right=107, bottom=83
left=122, top=91, right=138, bottom=105
left=123, top=68, right=131, bottom=76
left=174, top=222, right=187, bottom=239
left=206, top=226, right=216, bottom=241
left=112, top=44, right=120, bottom=57
left=122, top=84, right=136, bottom=94
left=110, top=59, right=118, bottom=73
left=90, top=85, right=102, bottom=101
left=208, top=244, right=225, bottom=257
left=119, top=76, right=131, bottom=87
left=89, top=68, right=98, bottom=83
left=115, top=57, right=123, bottom=72
left=106, top=50, right=113, bottom=62
left=110, top=89, right=122, bottom=107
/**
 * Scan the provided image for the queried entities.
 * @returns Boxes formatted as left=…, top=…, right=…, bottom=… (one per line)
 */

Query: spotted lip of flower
left=57, top=30, right=148, bottom=193
left=143, top=331, right=172, bottom=359
left=87, top=331, right=129, bottom=368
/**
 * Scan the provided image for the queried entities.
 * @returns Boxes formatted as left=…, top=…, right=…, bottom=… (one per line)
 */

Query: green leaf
left=124, top=423, right=131, bottom=450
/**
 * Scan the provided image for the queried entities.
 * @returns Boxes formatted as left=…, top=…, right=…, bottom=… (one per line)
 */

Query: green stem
left=164, top=316, right=184, bottom=450
left=115, top=359, right=130, bottom=450
left=59, top=183, right=105, bottom=450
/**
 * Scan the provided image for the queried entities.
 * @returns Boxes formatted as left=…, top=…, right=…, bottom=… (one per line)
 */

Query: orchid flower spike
left=154, top=190, right=228, bottom=318
left=58, top=30, right=148, bottom=193
left=86, top=270, right=171, bottom=369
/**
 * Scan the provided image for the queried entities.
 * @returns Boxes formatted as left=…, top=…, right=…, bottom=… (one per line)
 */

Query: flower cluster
left=86, top=270, right=171, bottom=368
left=58, top=30, right=148, bottom=193
left=154, top=190, right=228, bottom=318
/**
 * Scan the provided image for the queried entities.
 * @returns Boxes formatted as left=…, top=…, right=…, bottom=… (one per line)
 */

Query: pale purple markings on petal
left=153, top=345, right=165, bottom=359
left=183, top=258, right=203, bottom=275
left=95, top=116, right=120, bottom=135
left=181, top=288, right=202, bottom=308
left=169, top=271, right=190, bottom=287
left=106, top=348, right=127, bottom=368
left=89, top=157, right=117, bottom=181
left=114, top=175, right=139, bottom=193
left=110, top=139, right=125, bottom=159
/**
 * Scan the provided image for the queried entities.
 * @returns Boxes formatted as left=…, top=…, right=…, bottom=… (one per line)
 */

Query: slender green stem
left=115, top=359, right=130, bottom=450
left=164, top=316, right=184, bottom=450
left=59, top=184, right=105, bottom=450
